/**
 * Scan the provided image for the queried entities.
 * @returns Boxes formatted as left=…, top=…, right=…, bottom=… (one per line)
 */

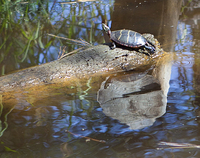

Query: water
left=1, top=0, right=200, bottom=157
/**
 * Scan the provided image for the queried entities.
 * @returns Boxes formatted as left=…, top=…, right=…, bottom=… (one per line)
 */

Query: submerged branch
left=157, top=141, right=200, bottom=150
left=65, top=130, right=106, bottom=143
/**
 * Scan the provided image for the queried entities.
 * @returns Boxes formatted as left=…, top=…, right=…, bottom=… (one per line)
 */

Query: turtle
left=102, top=23, right=156, bottom=54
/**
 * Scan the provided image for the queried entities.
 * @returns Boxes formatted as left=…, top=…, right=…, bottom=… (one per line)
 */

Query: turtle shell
left=110, top=30, right=147, bottom=48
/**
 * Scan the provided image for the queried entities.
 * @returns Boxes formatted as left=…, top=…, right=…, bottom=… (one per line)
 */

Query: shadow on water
left=2, top=0, right=200, bottom=158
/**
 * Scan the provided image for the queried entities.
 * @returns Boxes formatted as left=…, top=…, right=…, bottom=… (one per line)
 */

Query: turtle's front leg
left=110, top=42, right=116, bottom=49
left=144, top=43, right=156, bottom=54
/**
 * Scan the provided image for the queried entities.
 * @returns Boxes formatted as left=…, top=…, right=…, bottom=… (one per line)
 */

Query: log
left=0, top=34, right=166, bottom=92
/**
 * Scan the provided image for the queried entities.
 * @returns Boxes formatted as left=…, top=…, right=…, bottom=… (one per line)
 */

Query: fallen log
left=0, top=34, right=166, bottom=92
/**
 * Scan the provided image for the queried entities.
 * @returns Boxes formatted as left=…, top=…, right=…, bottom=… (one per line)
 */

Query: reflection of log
left=97, top=53, right=172, bottom=130
left=0, top=34, right=165, bottom=92
left=98, top=74, right=166, bottom=130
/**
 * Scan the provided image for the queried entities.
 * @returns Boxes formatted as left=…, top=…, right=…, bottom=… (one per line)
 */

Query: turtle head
left=102, top=23, right=111, bottom=36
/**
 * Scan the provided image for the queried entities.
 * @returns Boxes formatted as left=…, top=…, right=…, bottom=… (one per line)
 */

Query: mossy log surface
left=0, top=34, right=167, bottom=92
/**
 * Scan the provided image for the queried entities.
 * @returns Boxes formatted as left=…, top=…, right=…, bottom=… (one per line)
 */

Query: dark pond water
left=1, top=0, right=200, bottom=158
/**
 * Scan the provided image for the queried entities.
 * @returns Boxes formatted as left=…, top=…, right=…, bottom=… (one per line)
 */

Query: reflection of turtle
left=102, top=23, right=156, bottom=54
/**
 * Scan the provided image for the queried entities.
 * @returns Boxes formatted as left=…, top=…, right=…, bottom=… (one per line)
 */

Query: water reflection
left=98, top=54, right=172, bottom=130
left=98, top=75, right=166, bottom=129
left=98, top=73, right=166, bottom=130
